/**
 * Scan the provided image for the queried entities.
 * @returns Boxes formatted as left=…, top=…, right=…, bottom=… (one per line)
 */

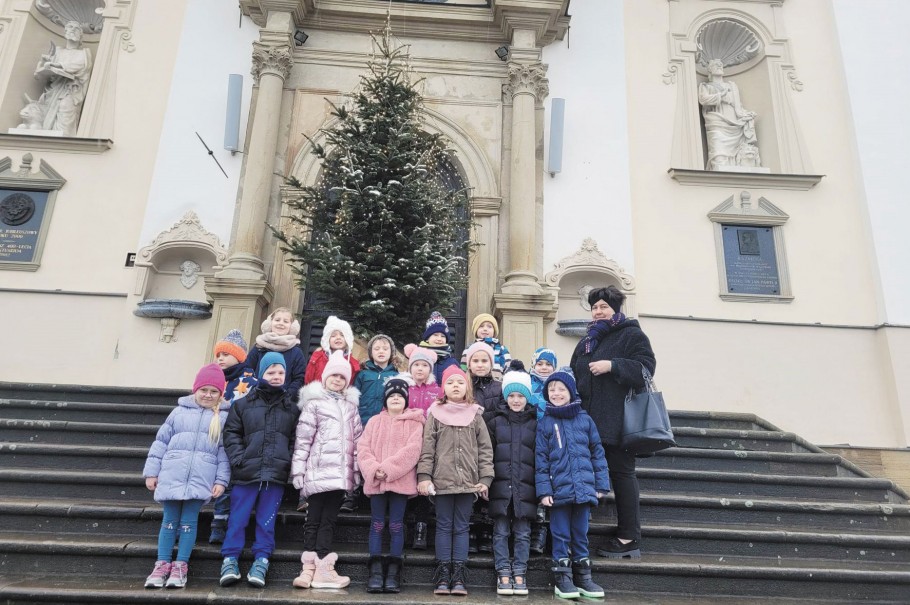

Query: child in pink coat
left=357, top=376, right=425, bottom=593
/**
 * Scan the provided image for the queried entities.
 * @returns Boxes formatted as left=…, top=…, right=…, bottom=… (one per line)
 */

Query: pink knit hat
left=442, top=365, right=468, bottom=385
left=193, top=363, right=225, bottom=395
left=464, top=341, right=495, bottom=365
left=404, top=343, right=437, bottom=371
left=321, top=349, right=352, bottom=387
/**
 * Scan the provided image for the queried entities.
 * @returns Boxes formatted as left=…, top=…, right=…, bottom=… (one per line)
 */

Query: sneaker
left=247, top=557, right=269, bottom=588
left=165, top=561, right=188, bottom=589
left=340, top=491, right=356, bottom=513
left=596, top=537, right=641, bottom=559
left=144, top=560, right=170, bottom=588
left=512, top=575, right=529, bottom=596
left=209, top=519, right=227, bottom=544
left=496, top=574, right=513, bottom=596
left=219, top=557, right=241, bottom=587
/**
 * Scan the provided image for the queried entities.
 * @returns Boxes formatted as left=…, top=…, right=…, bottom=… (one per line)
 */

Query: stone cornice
left=293, top=47, right=507, bottom=80
left=668, top=168, right=824, bottom=191
left=0, top=133, right=112, bottom=154
left=251, top=42, right=293, bottom=82
left=241, top=0, right=569, bottom=45
left=503, top=62, right=548, bottom=102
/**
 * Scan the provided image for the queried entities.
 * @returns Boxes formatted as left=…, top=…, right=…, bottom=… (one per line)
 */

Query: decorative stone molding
left=503, top=62, right=549, bottom=103
left=544, top=238, right=635, bottom=292
left=694, top=18, right=764, bottom=76
left=668, top=168, right=823, bottom=191
left=662, top=64, right=679, bottom=85
left=707, top=191, right=793, bottom=303
left=251, top=42, right=293, bottom=82
left=0, top=133, right=112, bottom=154
left=35, top=0, right=105, bottom=34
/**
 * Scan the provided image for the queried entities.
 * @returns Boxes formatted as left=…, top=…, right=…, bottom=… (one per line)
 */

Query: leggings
left=157, top=499, right=204, bottom=562
left=368, top=492, right=408, bottom=557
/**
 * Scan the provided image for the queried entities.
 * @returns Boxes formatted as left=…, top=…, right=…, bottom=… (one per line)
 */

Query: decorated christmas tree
left=274, top=24, right=473, bottom=346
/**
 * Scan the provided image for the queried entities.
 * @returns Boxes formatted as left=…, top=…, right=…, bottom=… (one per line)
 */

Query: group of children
left=142, top=308, right=610, bottom=599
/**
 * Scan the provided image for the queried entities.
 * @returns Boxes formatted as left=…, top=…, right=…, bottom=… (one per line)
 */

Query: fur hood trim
left=298, top=381, right=361, bottom=410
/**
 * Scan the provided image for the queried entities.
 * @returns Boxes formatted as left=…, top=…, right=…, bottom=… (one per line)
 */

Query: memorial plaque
left=0, top=189, right=50, bottom=266
left=721, top=224, right=780, bottom=295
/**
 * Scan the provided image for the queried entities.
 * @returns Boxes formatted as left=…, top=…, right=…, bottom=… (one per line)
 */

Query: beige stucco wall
left=0, top=1, right=192, bottom=387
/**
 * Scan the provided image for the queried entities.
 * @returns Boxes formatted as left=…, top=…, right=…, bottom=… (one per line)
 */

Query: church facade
left=0, top=0, right=907, bottom=450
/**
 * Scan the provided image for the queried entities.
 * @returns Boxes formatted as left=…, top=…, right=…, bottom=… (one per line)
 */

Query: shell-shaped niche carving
left=695, top=19, right=763, bottom=75
left=35, top=0, right=105, bottom=33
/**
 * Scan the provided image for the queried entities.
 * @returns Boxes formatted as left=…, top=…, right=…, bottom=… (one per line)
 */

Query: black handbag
left=620, top=368, right=676, bottom=455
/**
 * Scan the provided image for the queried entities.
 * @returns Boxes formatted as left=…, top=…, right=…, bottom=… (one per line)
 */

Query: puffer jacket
left=358, top=408, right=425, bottom=497
left=143, top=395, right=230, bottom=503
left=417, top=404, right=494, bottom=495
left=530, top=373, right=547, bottom=419
left=223, top=382, right=299, bottom=485
left=535, top=400, right=610, bottom=507
left=473, top=374, right=504, bottom=423
left=487, top=406, right=537, bottom=520
left=409, top=379, right=443, bottom=416
left=291, top=382, right=363, bottom=498
left=353, top=360, right=400, bottom=426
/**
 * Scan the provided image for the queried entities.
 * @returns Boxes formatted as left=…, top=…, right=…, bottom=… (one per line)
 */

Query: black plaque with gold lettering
left=722, top=225, right=780, bottom=295
left=0, top=189, right=49, bottom=264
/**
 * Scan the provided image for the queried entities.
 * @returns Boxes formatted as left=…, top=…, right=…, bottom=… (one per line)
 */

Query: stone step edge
left=0, top=382, right=186, bottom=401
left=0, top=418, right=157, bottom=434
left=2, top=535, right=909, bottom=583
left=0, top=398, right=174, bottom=413
left=0, top=442, right=147, bottom=457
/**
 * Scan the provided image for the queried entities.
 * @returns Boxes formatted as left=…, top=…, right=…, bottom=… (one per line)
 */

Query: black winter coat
left=223, top=382, right=300, bottom=485
left=473, top=375, right=504, bottom=423
left=571, top=319, right=656, bottom=447
left=487, top=407, right=538, bottom=520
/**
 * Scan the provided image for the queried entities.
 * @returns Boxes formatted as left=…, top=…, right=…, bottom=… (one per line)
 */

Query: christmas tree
left=274, top=24, right=473, bottom=346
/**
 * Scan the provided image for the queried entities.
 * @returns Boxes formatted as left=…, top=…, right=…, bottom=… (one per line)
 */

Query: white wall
left=139, top=0, right=259, bottom=245
left=541, top=0, right=634, bottom=273
left=834, top=0, right=910, bottom=325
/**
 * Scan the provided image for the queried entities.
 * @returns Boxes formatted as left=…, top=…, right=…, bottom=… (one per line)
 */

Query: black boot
left=383, top=556, right=402, bottom=593
left=552, top=558, right=580, bottom=599
left=340, top=490, right=356, bottom=513
left=467, top=530, right=478, bottom=554
left=529, top=524, right=548, bottom=554
left=412, top=522, right=428, bottom=550
left=433, top=560, right=451, bottom=595
left=366, top=556, right=384, bottom=593
left=449, top=560, right=468, bottom=596
left=208, top=518, right=227, bottom=544
left=572, top=558, right=604, bottom=598
left=596, top=537, right=641, bottom=559
left=477, top=527, right=493, bottom=553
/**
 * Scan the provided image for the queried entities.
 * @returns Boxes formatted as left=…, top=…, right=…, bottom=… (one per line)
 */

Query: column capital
left=502, top=62, right=549, bottom=103
left=251, top=41, right=293, bottom=82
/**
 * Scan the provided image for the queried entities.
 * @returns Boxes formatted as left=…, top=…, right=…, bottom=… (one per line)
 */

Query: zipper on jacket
left=184, top=406, right=206, bottom=500
left=554, top=423, right=563, bottom=450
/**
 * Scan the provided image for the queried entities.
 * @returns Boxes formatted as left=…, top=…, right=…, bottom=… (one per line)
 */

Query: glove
left=292, top=476, right=304, bottom=490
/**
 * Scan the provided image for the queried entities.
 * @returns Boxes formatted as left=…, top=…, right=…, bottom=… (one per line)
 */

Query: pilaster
left=204, top=277, right=274, bottom=357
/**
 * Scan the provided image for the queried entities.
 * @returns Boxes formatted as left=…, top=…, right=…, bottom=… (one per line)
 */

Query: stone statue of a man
left=30, top=20, right=93, bottom=136
left=698, top=59, right=761, bottom=171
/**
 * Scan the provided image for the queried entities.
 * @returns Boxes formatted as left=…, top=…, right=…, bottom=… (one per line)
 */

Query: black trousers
left=302, top=489, right=345, bottom=557
left=604, top=445, right=641, bottom=541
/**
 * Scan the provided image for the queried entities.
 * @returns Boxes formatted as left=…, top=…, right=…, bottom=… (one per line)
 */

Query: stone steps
left=1, top=418, right=157, bottom=447
left=640, top=447, right=862, bottom=478
left=1, top=534, right=909, bottom=602
left=0, top=398, right=175, bottom=424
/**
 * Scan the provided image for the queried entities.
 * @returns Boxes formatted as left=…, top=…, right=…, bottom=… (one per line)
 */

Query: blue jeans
left=549, top=503, right=590, bottom=561
left=221, top=483, right=284, bottom=560
left=434, top=493, right=473, bottom=562
left=157, top=499, right=204, bottom=562
left=212, top=485, right=231, bottom=520
left=492, top=509, right=531, bottom=575
left=369, top=492, right=409, bottom=557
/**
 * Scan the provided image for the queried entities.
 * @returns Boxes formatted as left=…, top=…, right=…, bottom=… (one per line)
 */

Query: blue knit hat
left=422, top=311, right=450, bottom=340
left=258, top=351, right=286, bottom=379
left=544, top=370, right=577, bottom=403
left=502, top=360, right=533, bottom=401
left=532, top=347, right=557, bottom=368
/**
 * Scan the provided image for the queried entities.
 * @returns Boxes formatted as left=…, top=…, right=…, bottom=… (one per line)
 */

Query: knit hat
left=193, top=363, right=226, bottom=395
left=321, top=315, right=354, bottom=353
left=383, top=377, right=411, bottom=408
left=442, top=364, right=468, bottom=385
left=532, top=347, right=557, bottom=368
left=404, top=343, right=437, bottom=371
left=501, top=360, right=532, bottom=401
left=422, top=311, right=450, bottom=340
left=544, top=370, right=578, bottom=403
left=258, top=351, right=286, bottom=378
left=261, top=311, right=300, bottom=336
left=213, top=329, right=248, bottom=363
left=322, top=349, right=352, bottom=387
left=471, top=313, right=499, bottom=338
left=367, top=333, right=397, bottom=363
left=464, top=341, right=495, bottom=365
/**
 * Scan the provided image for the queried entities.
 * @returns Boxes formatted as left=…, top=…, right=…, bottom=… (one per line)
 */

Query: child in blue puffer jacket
left=142, top=364, right=230, bottom=590
left=536, top=370, right=609, bottom=601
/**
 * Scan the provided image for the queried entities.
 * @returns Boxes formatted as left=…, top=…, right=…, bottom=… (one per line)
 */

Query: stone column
left=492, top=28, right=556, bottom=363
left=205, top=11, right=293, bottom=348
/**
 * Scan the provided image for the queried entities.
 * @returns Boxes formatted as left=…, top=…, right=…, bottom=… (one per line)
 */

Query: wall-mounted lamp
left=495, top=45, right=509, bottom=61
left=224, top=74, right=243, bottom=155
left=547, top=98, right=565, bottom=177
left=294, top=29, right=309, bottom=46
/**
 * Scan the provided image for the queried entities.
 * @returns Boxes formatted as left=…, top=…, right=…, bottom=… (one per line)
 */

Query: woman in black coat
left=570, top=285, right=656, bottom=558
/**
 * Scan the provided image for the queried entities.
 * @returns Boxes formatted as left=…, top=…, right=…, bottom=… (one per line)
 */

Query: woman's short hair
left=588, top=285, right=625, bottom=313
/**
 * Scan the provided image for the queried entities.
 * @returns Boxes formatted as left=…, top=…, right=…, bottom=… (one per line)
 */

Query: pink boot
left=293, top=551, right=318, bottom=588
left=311, top=552, right=350, bottom=589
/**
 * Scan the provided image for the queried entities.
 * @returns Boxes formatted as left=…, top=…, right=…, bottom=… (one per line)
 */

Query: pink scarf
left=255, top=332, right=300, bottom=352
left=427, top=401, right=482, bottom=427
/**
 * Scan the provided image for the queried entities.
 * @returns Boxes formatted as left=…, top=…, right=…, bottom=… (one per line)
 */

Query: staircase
left=1, top=382, right=909, bottom=604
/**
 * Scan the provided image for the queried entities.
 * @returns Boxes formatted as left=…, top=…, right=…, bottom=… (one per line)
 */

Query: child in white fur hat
left=304, top=315, right=361, bottom=386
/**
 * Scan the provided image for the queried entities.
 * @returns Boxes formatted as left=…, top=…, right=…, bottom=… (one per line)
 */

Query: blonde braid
left=207, top=401, right=223, bottom=445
